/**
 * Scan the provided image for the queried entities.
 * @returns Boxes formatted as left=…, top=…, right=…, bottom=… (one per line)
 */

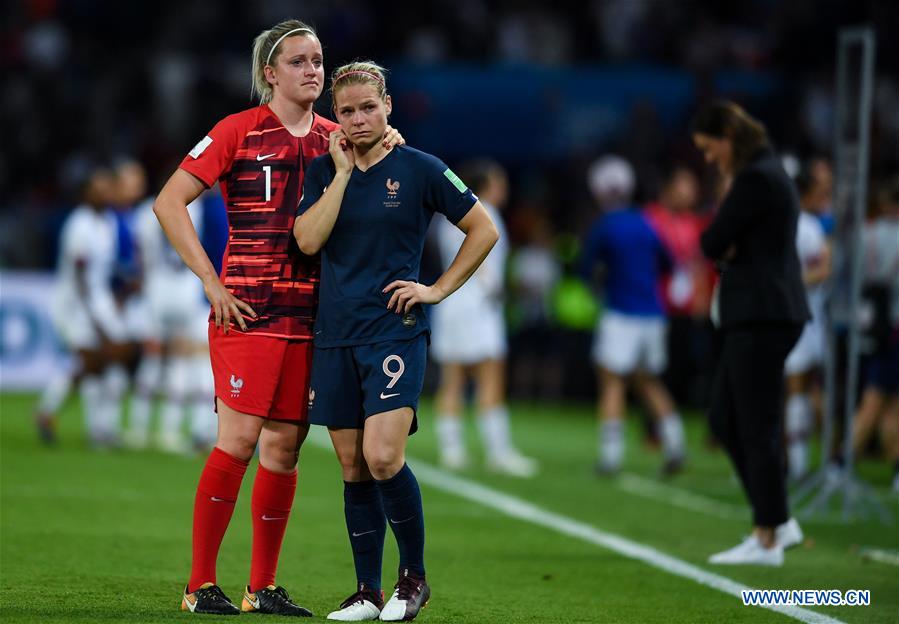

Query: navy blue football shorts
left=308, top=334, right=428, bottom=434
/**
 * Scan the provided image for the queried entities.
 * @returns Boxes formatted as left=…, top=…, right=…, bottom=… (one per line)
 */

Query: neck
left=267, top=95, right=315, bottom=137
left=353, top=135, right=389, bottom=171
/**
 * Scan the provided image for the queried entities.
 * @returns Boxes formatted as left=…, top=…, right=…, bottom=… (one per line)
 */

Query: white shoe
left=487, top=450, right=539, bottom=478
left=328, top=601, right=381, bottom=621
left=439, top=447, right=469, bottom=471
left=327, top=586, right=382, bottom=621
left=379, top=570, right=429, bottom=621
left=776, top=518, right=804, bottom=550
left=708, top=536, right=783, bottom=566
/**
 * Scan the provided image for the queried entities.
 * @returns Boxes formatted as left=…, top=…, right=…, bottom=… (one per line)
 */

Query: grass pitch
left=1, top=392, right=897, bottom=623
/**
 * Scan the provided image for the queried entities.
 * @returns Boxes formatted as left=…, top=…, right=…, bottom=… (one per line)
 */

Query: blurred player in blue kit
left=294, top=61, right=498, bottom=621
left=580, top=156, right=686, bottom=476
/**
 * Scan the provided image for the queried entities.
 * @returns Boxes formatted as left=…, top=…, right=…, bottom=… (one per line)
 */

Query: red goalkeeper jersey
left=180, top=105, right=338, bottom=339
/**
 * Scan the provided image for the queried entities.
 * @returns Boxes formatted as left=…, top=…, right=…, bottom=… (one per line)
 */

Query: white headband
left=266, top=28, right=315, bottom=65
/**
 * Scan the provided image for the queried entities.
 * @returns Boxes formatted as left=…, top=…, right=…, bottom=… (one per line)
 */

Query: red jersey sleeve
left=179, top=114, right=242, bottom=188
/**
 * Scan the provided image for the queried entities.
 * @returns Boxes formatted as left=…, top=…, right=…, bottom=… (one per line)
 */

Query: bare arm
left=385, top=201, right=499, bottom=313
left=293, top=170, right=351, bottom=255
left=294, top=130, right=354, bottom=255
left=154, top=168, right=255, bottom=331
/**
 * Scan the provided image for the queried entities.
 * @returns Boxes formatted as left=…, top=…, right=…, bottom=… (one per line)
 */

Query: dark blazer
left=700, top=147, right=810, bottom=329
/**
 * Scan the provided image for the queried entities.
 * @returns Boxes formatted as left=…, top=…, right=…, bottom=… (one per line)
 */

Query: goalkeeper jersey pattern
left=180, top=105, right=338, bottom=339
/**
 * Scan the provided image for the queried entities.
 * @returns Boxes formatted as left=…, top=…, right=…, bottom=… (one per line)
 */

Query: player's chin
left=349, top=134, right=381, bottom=150
left=294, top=85, right=321, bottom=103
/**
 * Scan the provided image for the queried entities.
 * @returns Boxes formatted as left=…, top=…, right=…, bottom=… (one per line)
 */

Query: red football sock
left=249, top=464, right=297, bottom=591
left=188, top=447, right=249, bottom=592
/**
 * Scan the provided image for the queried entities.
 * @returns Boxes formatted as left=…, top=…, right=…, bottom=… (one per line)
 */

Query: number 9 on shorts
left=307, top=334, right=428, bottom=434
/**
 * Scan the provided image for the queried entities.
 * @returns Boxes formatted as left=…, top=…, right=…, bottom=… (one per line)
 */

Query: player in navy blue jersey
left=294, top=61, right=498, bottom=622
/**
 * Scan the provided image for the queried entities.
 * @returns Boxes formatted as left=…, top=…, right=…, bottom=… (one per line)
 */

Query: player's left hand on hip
left=384, top=280, right=441, bottom=313
left=382, top=125, right=405, bottom=150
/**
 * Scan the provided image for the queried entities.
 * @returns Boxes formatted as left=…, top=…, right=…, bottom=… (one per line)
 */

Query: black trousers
left=708, top=322, right=803, bottom=527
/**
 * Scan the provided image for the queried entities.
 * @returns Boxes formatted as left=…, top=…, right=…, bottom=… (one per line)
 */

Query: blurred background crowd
left=1, top=1, right=898, bottom=481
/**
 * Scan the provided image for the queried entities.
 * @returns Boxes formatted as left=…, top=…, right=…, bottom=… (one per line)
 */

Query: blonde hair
left=330, top=60, right=388, bottom=102
left=251, top=19, right=318, bottom=104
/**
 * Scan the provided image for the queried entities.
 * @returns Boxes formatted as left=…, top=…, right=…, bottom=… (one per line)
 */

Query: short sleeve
left=62, top=214, right=94, bottom=260
left=296, top=155, right=333, bottom=216
left=179, top=115, right=241, bottom=188
left=422, top=154, right=477, bottom=225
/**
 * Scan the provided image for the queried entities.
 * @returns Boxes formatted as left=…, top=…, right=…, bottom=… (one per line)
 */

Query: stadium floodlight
left=791, top=26, right=893, bottom=524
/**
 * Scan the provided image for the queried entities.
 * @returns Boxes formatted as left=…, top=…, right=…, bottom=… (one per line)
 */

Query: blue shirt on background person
left=580, top=204, right=672, bottom=317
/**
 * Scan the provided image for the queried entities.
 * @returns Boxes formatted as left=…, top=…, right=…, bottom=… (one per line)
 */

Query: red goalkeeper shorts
left=208, top=323, right=312, bottom=422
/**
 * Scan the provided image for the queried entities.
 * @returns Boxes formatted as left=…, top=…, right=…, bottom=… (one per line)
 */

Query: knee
left=333, top=446, right=367, bottom=481
left=363, top=446, right=403, bottom=480
left=259, top=439, right=299, bottom=473
left=217, top=430, right=258, bottom=462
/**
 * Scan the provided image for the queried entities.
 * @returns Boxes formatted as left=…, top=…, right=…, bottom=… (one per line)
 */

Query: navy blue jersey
left=297, top=145, right=477, bottom=347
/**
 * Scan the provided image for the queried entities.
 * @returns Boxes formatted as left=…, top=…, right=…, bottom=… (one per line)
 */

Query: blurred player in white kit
left=125, top=189, right=218, bottom=453
left=783, top=161, right=831, bottom=481
left=431, top=159, right=538, bottom=477
left=45, top=165, right=130, bottom=447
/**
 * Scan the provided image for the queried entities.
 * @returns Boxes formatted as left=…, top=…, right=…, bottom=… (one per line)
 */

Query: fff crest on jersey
left=384, top=178, right=401, bottom=208
left=402, top=312, right=417, bottom=327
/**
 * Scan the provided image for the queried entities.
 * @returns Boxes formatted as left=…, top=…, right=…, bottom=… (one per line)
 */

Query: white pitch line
left=304, top=433, right=844, bottom=624
left=410, top=461, right=846, bottom=624
left=859, top=547, right=899, bottom=567
left=616, top=472, right=844, bottom=525
left=617, top=472, right=748, bottom=520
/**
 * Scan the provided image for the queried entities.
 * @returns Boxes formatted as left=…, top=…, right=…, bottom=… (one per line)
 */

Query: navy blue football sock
left=344, top=480, right=386, bottom=591
left=376, top=463, right=426, bottom=578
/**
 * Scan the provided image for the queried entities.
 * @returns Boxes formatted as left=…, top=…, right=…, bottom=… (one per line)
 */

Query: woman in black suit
left=693, top=101, right=809, bottom=566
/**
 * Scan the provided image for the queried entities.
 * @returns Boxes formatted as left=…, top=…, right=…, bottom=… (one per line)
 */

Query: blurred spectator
left=507, top=208, right=563, bottom=400
left=851, top=177, right=899, bottom=493
left=549, top=232, right=601, bottom=401
left=645, top=165, right=715, bottom=407
left=796, top=157, right=835, bottom=236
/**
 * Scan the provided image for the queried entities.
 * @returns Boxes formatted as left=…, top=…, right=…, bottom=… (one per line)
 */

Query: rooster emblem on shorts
left=230, top=375, right=244, bottom=397
left=386, top=178, right=400, bottom=198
